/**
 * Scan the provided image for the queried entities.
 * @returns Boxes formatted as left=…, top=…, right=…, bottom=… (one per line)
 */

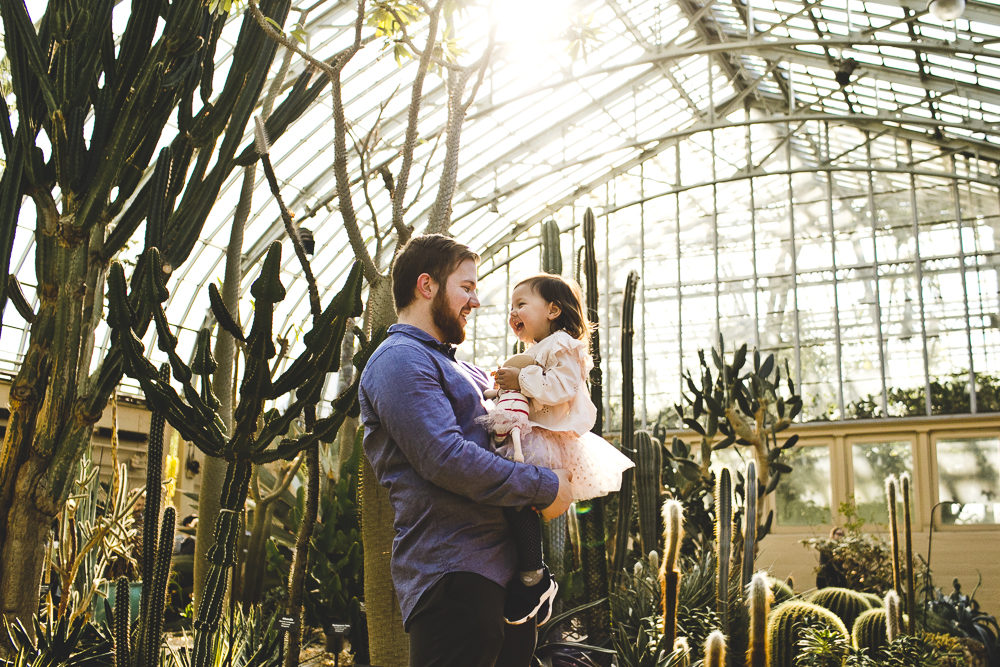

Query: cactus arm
left=140, top=507, right=175, bottom=667
left=0, top=0, right=58, bottom=115
left=716, top=467, right=733, bottom=636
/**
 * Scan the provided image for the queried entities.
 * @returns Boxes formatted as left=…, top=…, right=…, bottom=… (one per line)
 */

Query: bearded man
left=359, top=234, right=573, bottom=667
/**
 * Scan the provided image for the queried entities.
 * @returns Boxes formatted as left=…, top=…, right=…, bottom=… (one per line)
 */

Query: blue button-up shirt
left=359, top=324, right=559, bottom=625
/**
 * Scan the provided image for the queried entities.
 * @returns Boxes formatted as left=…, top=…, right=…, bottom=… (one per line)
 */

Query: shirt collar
left=388, top=323, right=457, bottom=360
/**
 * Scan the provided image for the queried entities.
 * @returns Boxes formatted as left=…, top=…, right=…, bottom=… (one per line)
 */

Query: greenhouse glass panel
left=851, top=440, right=913, bottom=524
left=936, top=437, right=1000, bottom=525
left=776, top=445, right=832, bottom=526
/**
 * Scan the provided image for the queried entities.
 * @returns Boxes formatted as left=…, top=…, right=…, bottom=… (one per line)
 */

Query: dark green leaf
left=682, top=418, right=706, bottom=436
left=782, top=434, right=799, bottom=450
left=771, top=461, right=792, bottom=474
left=759, top=354, right=775, bottom=379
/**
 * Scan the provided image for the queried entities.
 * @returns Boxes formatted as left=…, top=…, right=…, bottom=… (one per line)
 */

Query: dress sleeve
left=517, top=334, right=586, bottom=406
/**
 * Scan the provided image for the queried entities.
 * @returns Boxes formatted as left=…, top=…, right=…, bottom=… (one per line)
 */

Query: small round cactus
left=808, top=587, right=873, bottom=631
left=852, top=608, right=888, bottom=655
left=765, top=600, right=849, bottom=667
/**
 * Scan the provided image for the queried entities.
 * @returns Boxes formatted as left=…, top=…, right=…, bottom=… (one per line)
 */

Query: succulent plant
left=660, top=499, right=684, bottom=649
left=852, top=607, right=888, bottom=655
left=808, top=587, right=874, bottom=632
left=542, top=220, right=563, bottom=275
left=635, top=430, right=663, bottom=558
left=765, top=600, right=849, bottom=667
left=716, top=467, right=733, bottom=637
left=747, top=572, right=772, bottom=667
left=885, top=591, right=902, bottom=643
left=704, top=630, right=727, bottom=667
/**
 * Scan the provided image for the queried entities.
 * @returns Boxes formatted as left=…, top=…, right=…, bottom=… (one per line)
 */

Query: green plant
left=748, top=572, right=772, bottom=667
left=2, top=614, right=113, bottom=667
left=742, top=460, right=759, bottom=588
left=106, top=246, right=374, bottom=667
left=794, top=625, right=850, bottom=667
left=542, top=220, right=563, bottom=275
left=676, top=550, right=720, bottom=665
left=802, top=501, right=894, bottom=594
left=113, top=577, right=129, bottom=667
left=715, top=468, right=733, bottom=637
left=768, top=577, right=795, bottom=606
left=887, top=591, right=902, bottom=643
left=659, top=434, right=715, bottom=559
left=886, top=477, right=903, bottom=602
left=900, top=474, right=916, bottom=635
left=704, top=630, right=726, bottom=667
left=636, top=431, right=663, bottom=559
left=808, top=588, right=873, bottom=632
left=880, top=634, right=942, bottom=667
left=852, top=608, right=888, bottom=656
left=765, top=601, right=849, bottom=667
left=925, top=578, right=999, bottom=666
left=659, top=500, right=683, bottom=650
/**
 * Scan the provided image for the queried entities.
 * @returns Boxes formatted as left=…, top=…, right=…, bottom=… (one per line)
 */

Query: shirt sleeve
left=364, top=346, right=559, bottom=509
left=517, top=337, right=584, bottom=406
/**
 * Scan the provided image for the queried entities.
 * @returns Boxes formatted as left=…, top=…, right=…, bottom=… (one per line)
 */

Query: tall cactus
left=635, top=431, right=663, bottom=558
left=114, top=576, right=131, bottom=667
left=716, top=467, right=733, bottom=637
left=612, top=270, right=641, bottom=580
left=0, top=0, right=335, bottom=636
left=578, top=207, right=610, bottom=643
left=106, top=245, right=378, bottom=667
left=705, top=630, right=727, bottom=667
left=747, top=572, right=771, bottom=667
left=885, top=591, right=901, bottom=643
left=137, top=363, right=168, bottom=647
left=742, top=460, right=758, bottom=588
left=542, top=220, right=563, bottom=275
left=886, top=476, right=902, bottom=600
left=659, top=499, right=683, bottom=649
left=138, top=507, right=176, bottom=667
left=900, top=473, right=916, bottom=635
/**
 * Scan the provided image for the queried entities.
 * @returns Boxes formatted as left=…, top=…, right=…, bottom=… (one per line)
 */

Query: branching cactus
left=900, top=473, right=916, bottom=634
left=106, top=245, right=379, bottom=667
left=704, top=630, right=727, bottom=667
left=635, top=430, right=663, bottom=558
left=138, top=507, right=175, bottom=667
left=747, top=572, right=772, bottom=667
left=678, top=338, right=800, bottom=532
left=885, top=476, right=902, bottom=599
left=659, top=499, right=683, bottom=648
left=716, top=467, right=733, bottom=637
left=541, top=220, right=563, bottom=275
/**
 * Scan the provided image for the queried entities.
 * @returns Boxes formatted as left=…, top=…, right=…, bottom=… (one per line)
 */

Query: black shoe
left=504, top=569, right=558, bottom=625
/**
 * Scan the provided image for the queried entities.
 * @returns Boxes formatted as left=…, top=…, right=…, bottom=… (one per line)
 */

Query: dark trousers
left=407, top=572, right=537, bottom=667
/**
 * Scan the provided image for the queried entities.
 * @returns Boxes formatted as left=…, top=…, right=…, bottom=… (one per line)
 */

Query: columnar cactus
left=885, top=591, right=901, bottom=643
left=900, top=473, right=916, bottom=635
left=886, top=476, right=902, bottom=598
left=742, top=460, right=758, bottom=588
left=659, top=499, right=684, bottom=648
left=747, top=572, right=772, bottom=667
left=611, top=269, right=640, bottom=580
left=705, top=630, right=727, bottom=667
left=114, top=576, right=131, bottom=667
left=673, top=637, right=691, bottom=667
left=765, top=601, right=849, bottom=667
left=635, top=430, right=663, bottom=557
left=542, top=220, right=563, bottom=275
left=852, top=608, right=888, bottom=655
left=716, top=467, right=733, bottom=636
left=138, top=507, right=176, bottom=667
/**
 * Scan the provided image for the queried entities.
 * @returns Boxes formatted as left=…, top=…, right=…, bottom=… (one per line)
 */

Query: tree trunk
left=361, top=274, right=408, bottom=667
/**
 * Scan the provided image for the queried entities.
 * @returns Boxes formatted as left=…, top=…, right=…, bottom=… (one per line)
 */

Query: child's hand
left=495, top=367, right=521, bottom=391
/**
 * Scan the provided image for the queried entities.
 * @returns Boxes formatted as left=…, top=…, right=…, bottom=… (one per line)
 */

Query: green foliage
left=808, top=588, right=874, bottom=633
left=925, top=578, right=1000, bottom=665
left=2, top=614, right=113, bottom=667
left=845, top=373, right=1000, bottom=418
left=801, top=502, right=895, bottom=594
left=794, top=625, right=850, bottom=667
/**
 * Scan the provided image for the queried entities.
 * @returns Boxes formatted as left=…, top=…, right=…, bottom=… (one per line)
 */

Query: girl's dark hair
left=514, top=274, right=593, bottom=349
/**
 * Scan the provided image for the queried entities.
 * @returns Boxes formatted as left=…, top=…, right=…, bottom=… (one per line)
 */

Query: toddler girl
left=483, top=274, right=634, bottom=625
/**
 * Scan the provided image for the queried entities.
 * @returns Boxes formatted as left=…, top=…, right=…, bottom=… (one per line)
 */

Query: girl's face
left=509, top=283, right=561, bottom=343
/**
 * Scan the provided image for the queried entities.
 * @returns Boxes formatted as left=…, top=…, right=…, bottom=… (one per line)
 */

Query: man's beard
left=430, top=289, right=467, bottom=345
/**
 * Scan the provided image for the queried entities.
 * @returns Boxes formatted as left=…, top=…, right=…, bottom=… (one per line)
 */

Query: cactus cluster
left=765, top=600, right=849, bottom=667
left=106, top=245, right=378, bottom=667
left=808, top=587, right=873, bottom=631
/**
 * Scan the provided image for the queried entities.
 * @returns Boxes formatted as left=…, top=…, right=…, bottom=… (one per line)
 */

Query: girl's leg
left=503, top=506, right=543, bottom=576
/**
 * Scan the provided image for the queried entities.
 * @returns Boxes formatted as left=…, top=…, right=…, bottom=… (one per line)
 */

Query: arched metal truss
left=3, top=0, right=1000, bottom=419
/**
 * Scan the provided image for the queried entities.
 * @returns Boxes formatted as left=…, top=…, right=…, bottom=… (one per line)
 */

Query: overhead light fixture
left=928, top=0, right=964, bottom=22
left=298, top=227, right=315, bottom=256
left=834, top=58, right=859, bottom=87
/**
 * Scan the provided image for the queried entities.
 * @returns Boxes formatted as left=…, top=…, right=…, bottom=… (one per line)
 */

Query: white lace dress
left=494, top=331, right=634, bottom=501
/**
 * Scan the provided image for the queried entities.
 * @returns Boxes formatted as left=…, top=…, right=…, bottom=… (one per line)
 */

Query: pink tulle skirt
left=496, top=428, right=634, bottom=502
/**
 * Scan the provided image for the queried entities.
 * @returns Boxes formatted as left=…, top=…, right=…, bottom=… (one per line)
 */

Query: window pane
left=937, top=437, right=1000, bottom=525
left=776, top=445, right=832, bottom=526
left=852, top=440, right=913, bottom=524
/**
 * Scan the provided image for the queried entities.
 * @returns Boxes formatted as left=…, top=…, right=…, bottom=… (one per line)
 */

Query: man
left=359, top=234, right=573, bottom=667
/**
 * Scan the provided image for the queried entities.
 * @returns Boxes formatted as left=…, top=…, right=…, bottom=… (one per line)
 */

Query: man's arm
left=365, top=347, right=559, bottom=509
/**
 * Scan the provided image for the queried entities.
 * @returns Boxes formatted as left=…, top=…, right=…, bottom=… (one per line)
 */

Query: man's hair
left=392, top=234, right=480, bottom=312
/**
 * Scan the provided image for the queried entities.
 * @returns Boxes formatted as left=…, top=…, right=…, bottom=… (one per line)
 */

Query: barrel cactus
left=765, top=600, right=849, bottom=667
left=808, top=587, right=873, bottom=631
left=768, top=576, right=795, bottom=606
left=859, top=592, right=884, bottom=609
left=852, top=608, right=888, bottom=655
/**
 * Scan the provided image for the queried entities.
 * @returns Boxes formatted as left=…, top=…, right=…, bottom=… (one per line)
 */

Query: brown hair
left=392, top=234, right=479, bottom=312
left=514, top=274, right=592, bottom=349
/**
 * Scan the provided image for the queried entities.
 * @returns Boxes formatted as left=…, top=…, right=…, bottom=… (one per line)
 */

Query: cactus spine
left=114, top=576, right=131, bottom=667
left=747, top=572, right=771, bottom=667
left=765, top=601, right=849, bottom=667
left=659, top=499, right=684, bottom=649
left=901, top=473, right=916, bottom=635
left=742, top=460, right=758, bottom=588
left=635, top=430, right=663, bottom=557
left=852, top=608, right=888, bottom=655
left=542, top=220, right=563, bottom=274
left=886, top=475, right=902, bottom=599
left=705, top=630, right=727, bottom=667
left=716, top=467, right=733, bottom=636
left=577, top=207, right=610, bottom=642
left=808, top=587, right=873, bottom=631
left=885, top=591, right=901, bottom=643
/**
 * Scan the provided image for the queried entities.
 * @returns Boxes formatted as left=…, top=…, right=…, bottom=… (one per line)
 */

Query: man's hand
left=495, top=367, right=521, bottom=391
left=540, top=469, right=573, bottom=520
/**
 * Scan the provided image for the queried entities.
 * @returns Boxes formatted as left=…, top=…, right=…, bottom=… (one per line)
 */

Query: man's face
left=430, top=258, right=480, bottom=345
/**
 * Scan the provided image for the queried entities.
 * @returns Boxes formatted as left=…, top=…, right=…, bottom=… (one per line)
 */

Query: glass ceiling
left=4, top=0, right=1000, bottom=424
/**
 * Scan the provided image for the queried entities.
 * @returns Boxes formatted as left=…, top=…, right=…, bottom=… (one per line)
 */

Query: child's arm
left=517, top=350, right=581, bottom=406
